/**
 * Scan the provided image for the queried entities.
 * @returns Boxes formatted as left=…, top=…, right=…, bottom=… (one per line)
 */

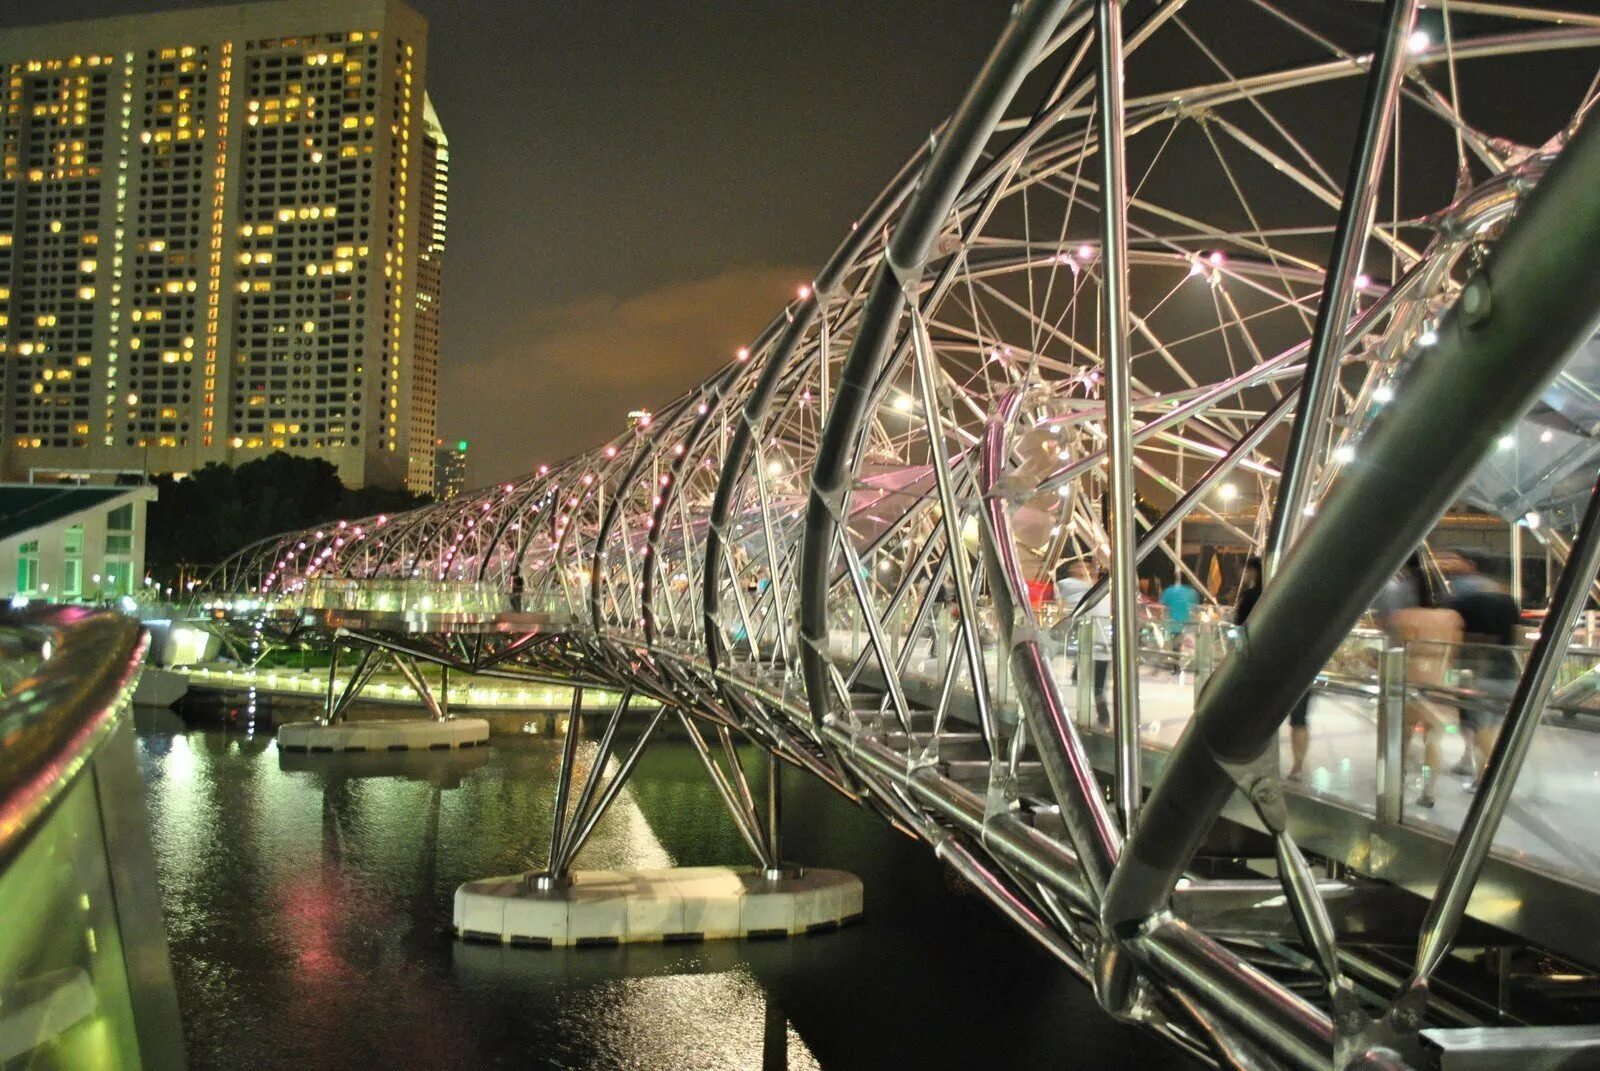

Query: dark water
left=134, top=706, right=1191, bottom=1071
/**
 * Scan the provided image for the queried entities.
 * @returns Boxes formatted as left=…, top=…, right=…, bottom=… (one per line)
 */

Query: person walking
left=1160, top=576, right=1201, bottom=677
left=1379, top=555, right=1463, bottom=808
left=1234, top=557, right=1312, bottom=780
left=1439, top=550, right=1520, bottom=788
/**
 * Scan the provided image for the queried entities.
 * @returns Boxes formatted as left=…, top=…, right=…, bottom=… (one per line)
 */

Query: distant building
left=434, top=437, right=465, bottom=499
left=0, top=482, right=157, bottom=600
left=0, top=0, right=447, bottom=493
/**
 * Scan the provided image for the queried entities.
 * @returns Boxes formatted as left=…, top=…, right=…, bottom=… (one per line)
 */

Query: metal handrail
left=0, top=606, right=147, bottom=868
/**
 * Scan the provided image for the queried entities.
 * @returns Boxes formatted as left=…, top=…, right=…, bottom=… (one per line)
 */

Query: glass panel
left=62, top=525, right=83, bottom=555
left=0, top=771, right=141, bottom=1069
left=105, top=505, right=133, bottom=531
left=1485, top=631, right=1600, bottom=891
left=104, top=534, right=133, bottom=556
left=62, top=559, right=81, bottom=598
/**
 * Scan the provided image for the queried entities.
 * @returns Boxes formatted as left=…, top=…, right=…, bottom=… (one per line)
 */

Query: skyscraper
left=0, top=0, right=446, bottom=492
left=433, top=436, right=466, bottom=500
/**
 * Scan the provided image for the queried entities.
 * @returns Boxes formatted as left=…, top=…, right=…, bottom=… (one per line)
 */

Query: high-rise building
left=0, top=0, right=446, bottom=492
left=407, top=95, right=446, bottom=494
left=433, top=436, right=465, bottom=499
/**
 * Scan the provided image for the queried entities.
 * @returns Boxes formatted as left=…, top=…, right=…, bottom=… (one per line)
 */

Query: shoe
left=1286, top=769, right=1303, bottom=783
left=1464, top=778, right=1480, bottom=794
left=1450, top=760, right=1473, bottom=777
left=1417, top=793, right=1436, bottom=808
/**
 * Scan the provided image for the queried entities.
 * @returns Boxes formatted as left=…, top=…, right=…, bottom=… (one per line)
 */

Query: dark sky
left=0, top=0, right=1008, bottom=485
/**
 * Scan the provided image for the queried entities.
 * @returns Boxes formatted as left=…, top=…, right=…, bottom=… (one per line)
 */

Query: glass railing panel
left=0, top=770, right=140, bottom=1069
left=1481, top=634, right=1600, bottom=891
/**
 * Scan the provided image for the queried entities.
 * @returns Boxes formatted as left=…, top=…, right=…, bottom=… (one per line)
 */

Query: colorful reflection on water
left=136, top=704, right=1189, bottom=1070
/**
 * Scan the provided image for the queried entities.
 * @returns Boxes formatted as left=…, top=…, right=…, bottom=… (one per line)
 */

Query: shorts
left=1289, top=691, right=1309, bottom=728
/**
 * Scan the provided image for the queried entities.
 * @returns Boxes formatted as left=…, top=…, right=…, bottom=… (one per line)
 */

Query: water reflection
left=135, top=704, right=1188, bottom=1070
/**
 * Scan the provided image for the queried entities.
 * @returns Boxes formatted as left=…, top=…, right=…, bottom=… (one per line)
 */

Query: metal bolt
left=1460, top=274, right=1493, bottom=326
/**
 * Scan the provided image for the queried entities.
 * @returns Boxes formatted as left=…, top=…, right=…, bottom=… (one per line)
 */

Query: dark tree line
left=146, top=452, right=431, bottom=583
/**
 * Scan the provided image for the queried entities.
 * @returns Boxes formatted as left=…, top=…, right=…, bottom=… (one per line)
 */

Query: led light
left=1524, top=511, right=1542, bottom=530
left=1408, top=29, right=1430, bottom=53
left=1497, top=433, right=1515, bottom=450
left=1540, top=428, right=1555, bottom=444
left=1218, top=482, right=1239, bottom=502
left=1418, top=329, right=1439, bottom=347
left=1334, top=444, right=1356, bottom=464
left=892, top=393, right=914, bottom=413
left=1372, top=383, right=1394, bottom=404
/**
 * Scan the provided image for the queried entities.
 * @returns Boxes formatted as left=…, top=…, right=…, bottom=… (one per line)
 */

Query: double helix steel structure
left=206, top=2, right=1600, bottom=1066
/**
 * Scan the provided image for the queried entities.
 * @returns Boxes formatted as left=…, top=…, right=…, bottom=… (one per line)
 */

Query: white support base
left=454, top=865, right=863, bottom=947
left=277, top=717, right=490, bottom=752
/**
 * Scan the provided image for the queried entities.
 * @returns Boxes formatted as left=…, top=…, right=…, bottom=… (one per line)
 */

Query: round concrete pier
left=454, top=865, right=863, bottom=947
left=277, top=717, right=490, bottom=752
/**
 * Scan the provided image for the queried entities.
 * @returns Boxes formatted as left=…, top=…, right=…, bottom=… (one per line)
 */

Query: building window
left=104, top=560, right=133, bottom=596
left=63, top=525, right=83, bottom=597
left=17, top=541, right=39, bottom=594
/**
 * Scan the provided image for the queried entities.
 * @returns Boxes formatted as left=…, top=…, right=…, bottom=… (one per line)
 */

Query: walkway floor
left=828, top=630, right=1600, bottom=893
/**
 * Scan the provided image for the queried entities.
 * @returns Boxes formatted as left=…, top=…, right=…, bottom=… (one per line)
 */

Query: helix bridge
left=193, top=2, right=1600, bottom=1066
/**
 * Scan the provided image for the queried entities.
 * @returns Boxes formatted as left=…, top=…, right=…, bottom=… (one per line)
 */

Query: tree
left=145, top=452, right=432, bottom=584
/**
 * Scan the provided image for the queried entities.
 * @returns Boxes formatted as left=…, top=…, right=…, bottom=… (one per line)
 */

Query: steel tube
left=766, top=749, right=783, bottom=871
left=980, top=390, right=1122, bottom=898
left=678, top=709, right=775, bottom=869
left=554, top=703, right=669, bottom=874
left=561, top=685, right=633, bottom=865
left=911, top=309, right=997, bottom=749
left=323, top=639, right=340, bottom=723
left=1095, top=0, right=1142, bottom=835
left=826, top=724, right=1095, bottom=910
left=801, top=0, right=1077, bottom=726
left=546, top=686, right=583, bottom=875
left=1267, top=0, right=1420, bottom=563
left=1102, top=109, right=1600, bottom=933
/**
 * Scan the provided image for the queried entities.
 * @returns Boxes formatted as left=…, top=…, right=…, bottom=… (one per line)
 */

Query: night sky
left=0, top=0, right=1010, bottom=486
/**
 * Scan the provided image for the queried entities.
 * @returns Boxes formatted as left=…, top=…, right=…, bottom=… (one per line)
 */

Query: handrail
left=0, top=607, right=147, bottom=868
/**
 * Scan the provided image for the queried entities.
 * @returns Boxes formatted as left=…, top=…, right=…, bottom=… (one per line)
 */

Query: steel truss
left=205, top=4, right=1600, bottom=1067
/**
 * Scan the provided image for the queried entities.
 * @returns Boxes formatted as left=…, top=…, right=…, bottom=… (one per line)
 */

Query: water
left=134, top=705, right=1191, bottom=1070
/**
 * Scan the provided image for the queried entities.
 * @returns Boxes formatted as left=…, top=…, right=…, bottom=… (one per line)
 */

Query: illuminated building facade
left=433, top=436, right=465, bottom=500
left=0, top=0, right=445, bottom=491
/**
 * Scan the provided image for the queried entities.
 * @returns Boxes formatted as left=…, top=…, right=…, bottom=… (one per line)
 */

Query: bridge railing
left=297, top=577, right=509, bottom=615
left=0, top=608, right=183, bottom=1069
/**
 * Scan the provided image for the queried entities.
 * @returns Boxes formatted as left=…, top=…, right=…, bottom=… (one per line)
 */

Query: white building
left=0, top=0, right=447, bottom=492
left=0, top=482, right=156, bottom=600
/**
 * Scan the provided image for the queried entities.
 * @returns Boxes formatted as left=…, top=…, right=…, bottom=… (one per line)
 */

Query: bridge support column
left=456, top=701, right=859, bottom=948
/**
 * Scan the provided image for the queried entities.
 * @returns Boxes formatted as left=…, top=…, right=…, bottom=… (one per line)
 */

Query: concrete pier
left=277, top=717, right=489, bottom=752
left=454, top=865, right=863, bottom=947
